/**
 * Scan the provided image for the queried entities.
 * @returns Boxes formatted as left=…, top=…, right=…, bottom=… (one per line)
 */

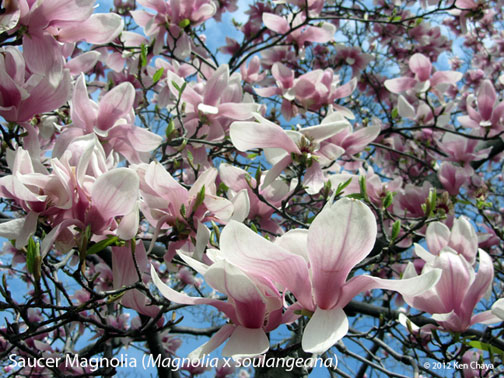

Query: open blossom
left=424, top=217, right=479, bottom=263
left=151, top=256, right=290, bottom=358
left=385, top=53, right=462, bottom=94
left=0, top=134, right=140, bottom=254
left=54, top=74, right=162, bottom=164
left=131, top=0, right=216, bottom=57
left=218, top=198, right=441, bottom=353
left=262, top=12, right=335, bottom=48
left=403, top=245, right=495, bottom=332
left=0, top=46, right=71, bottom=122
left=230, top=112, right=349, bottom=194
left=439, top=133, right=491, bottom=166
left=17, top=0, right=123, bottom=44
left=166, top=65, right=258, bottom=141
left=134, top=162, right=234, bottom=252
left=458, top=80, right=504, bottom=135
left=255, top=63, right=357, bottom=119
left=219, top=163, right=294, bottom=234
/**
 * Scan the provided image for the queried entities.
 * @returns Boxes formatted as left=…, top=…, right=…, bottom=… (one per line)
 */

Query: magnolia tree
left=1, top=0, right=504, bottom=377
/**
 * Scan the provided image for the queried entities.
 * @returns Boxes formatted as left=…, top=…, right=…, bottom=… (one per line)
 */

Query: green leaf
left=391, top=108, right=399, bottom=118
left=391, top=220, right=401, bottom=241
left=250, top=223, right=258, bottom=233
left=178, top=18, right=191, bottom=29
left=26, top=238, right=39, bottom=275
left=152, top=67, right=164, bottom=83
left=382, top=191, right=394, bottom=209
left=180, top=204, right=186, bottom=218
left=254, top=166, right=262, bottom=186
left=359, top=176, right=368, bottom=199
left=335, top=178, right=352, bottom=196
left=179, top=81, right=187, bottom=95
left=186, top=149, right=194, bottom=164
left=466, top=341, right=504, bottom=357
left=217, top=182, right=229, bottom=195
left=194, top=185, right=205, bottom=211
left=165, top=119, right=175, bottom=139
left=107, top=291, right=126, bottom=303
left=171, top=80, right=181, bottom=92
left=140, top=44, right=148, bottom=67
left=86, top=236, right=119, bottom=256
left=346, top=193, right=364, bottom=200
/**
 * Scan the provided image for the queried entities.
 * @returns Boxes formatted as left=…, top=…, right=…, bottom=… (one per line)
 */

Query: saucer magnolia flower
left=219, top=163, right=294, bottom=234
left=384, top=53, right=462, bottom=94
left=458, top=80, right=504, bottom=134
left=219, top=198, right=441, bottom=353
left=151, top=257, right=287, bottom=359
left=131, top=0, right=216, bottom=56
left=19, top=0, right=123, bottom=44
left=0, top=46, right=71, bottom=122
left=437, top=162, right=472, bottom=196
left=167, top=65, right=257, bottom=141
left=424, top=217, right=478, bottom=263
left=55, top=74, right=162, bottom=164
left=440, top=133, right=491, bottom=166
left=404, top=246, right=495, bottom=332
left=262, top=12, right=335, bottom=48
left=230, top=113, right=348, bottom=193
left=135, top=162, right=233, bottom=241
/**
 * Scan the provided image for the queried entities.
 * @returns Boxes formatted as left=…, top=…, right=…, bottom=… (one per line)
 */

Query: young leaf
left=86, top=236, right=119, bottom=256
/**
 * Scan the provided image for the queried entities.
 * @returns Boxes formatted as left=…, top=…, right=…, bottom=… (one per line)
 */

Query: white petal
left=222, top=326, right=270, bottom=358
left=302, top=307, right=348, bottom=354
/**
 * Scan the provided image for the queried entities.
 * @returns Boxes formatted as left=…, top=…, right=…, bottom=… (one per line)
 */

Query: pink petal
left=332, top=77, right=357, bottom=99
left=448, top=217, right=478, bottom=263
left=203, top=65, right=229, bottom=107
left=426, top=221, right=450, bottom=255
left=491, top=299, right=504, bottom=320
left=254, top=86, right=282, bottom=97
left=220, top=221, right=313, bottom=308
left=298, top=23, right=336, bottom=44
left=151, top=265, right=237, bottom=321
left=339, top=268, right=442, bottom=309
left=230, top=117, right=301, bottom=154
left=471, top=310, right=501, bottom=325
left=91, top=168, right=139, bottom=219
left=262, top=13, right=289, bottom=34
left=435, top=250, right=472, bottom=310
left=304, top=161, right=325, bottom=195
left=384, top=77, right=417, bottom=93
left=218, top=102, right=256, bottom=120
left=462, top=250, right=494, bottom=315
left=58, top=14, right=123, bottom=44
left=397, top=95, right=415, bottom=119
left=409, top=53, right=432, bottom=82
left=71, top=74, right=98, bottom=130
left=97, top=82, right=135, bottom=130
left=477, top=80, right=496, bottom=121
left=302, top=122, right=349, bottom=143
left=342, top=126, right=380, bottom=155
left=430, top=71, right=463, bottom=87
left=272, top=63, right=294, bottom=89
left=65, top=51, right=100, bottom=76
left=261, top=154, right=292, bottom=189
left=307, top=198, right=377, bottom=309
